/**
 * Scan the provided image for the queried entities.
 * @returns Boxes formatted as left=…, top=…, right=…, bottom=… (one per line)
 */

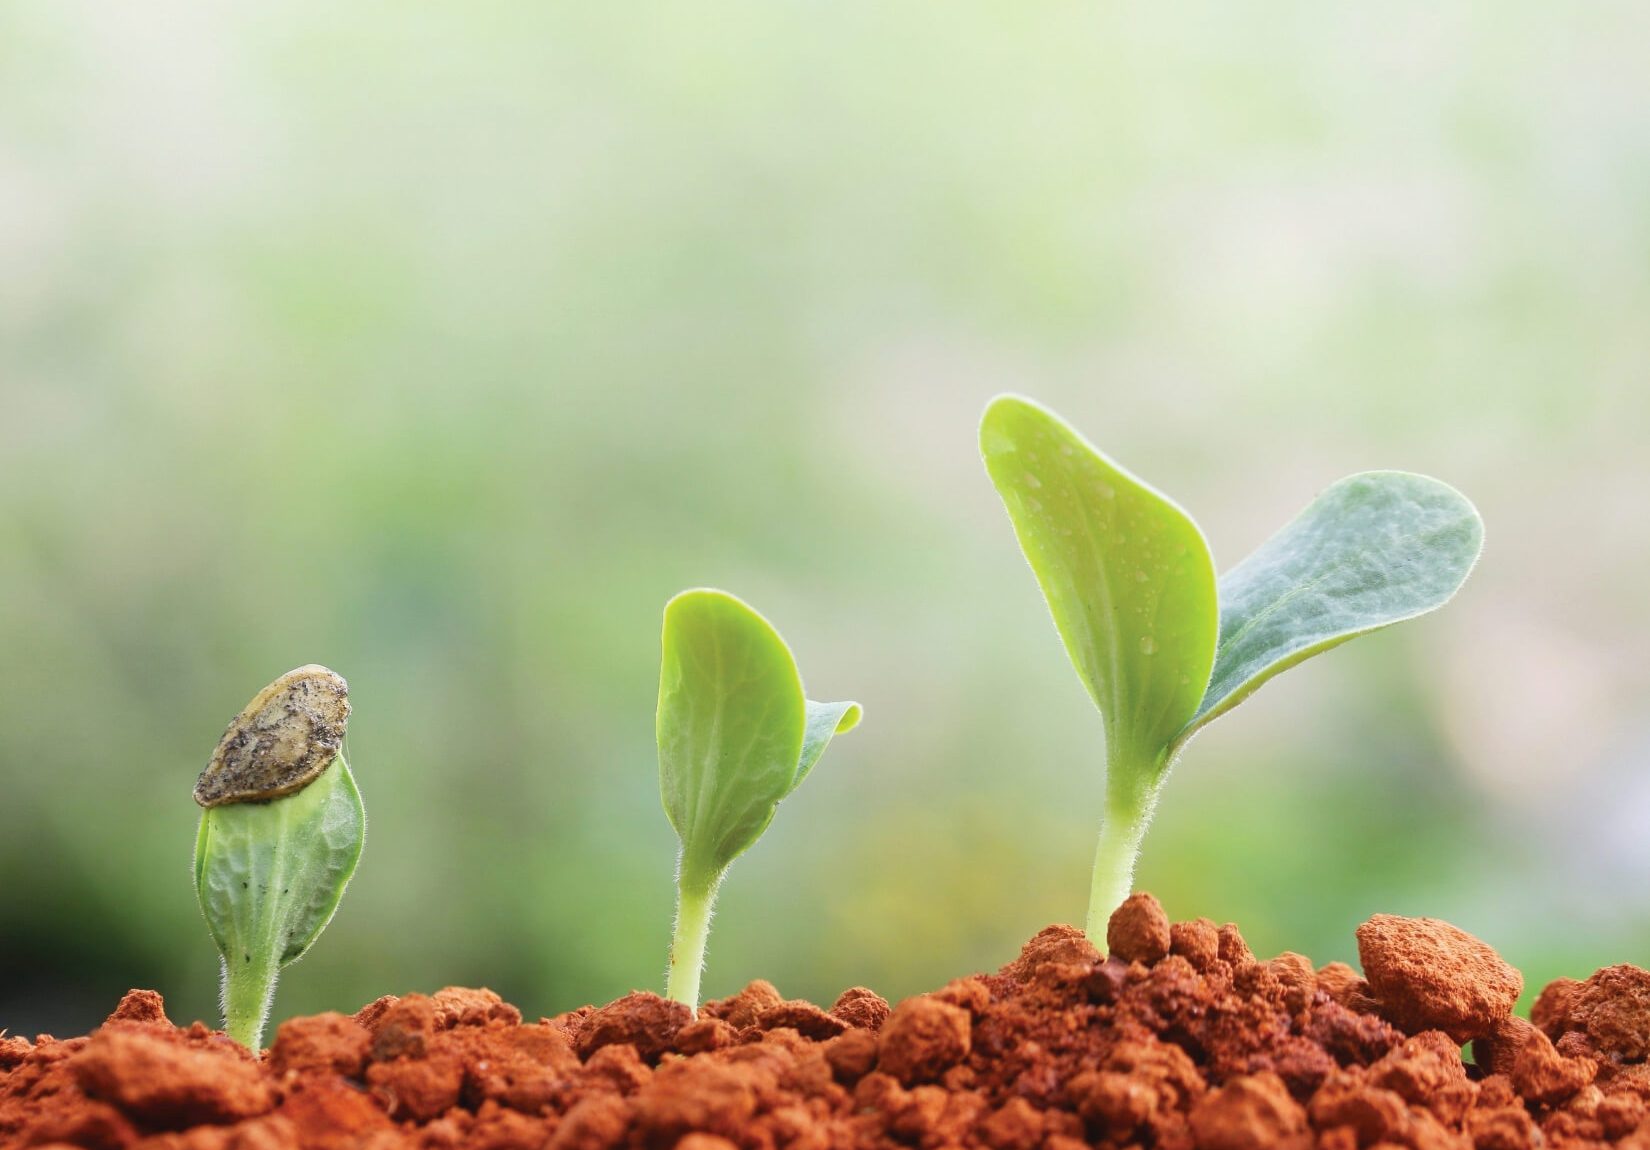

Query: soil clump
left=7, top=898, right=1650, bottom=1149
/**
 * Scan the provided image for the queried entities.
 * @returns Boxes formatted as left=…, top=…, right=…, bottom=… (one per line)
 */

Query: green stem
left=666, top=869, right=720, bottom=1011
left=222, top=947, right=279, bottom=1051
left=1084, top=776, right=1159, bottom=947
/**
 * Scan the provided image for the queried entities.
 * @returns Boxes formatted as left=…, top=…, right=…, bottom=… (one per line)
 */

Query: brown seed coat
left=193, top=665, right=350, bottom=807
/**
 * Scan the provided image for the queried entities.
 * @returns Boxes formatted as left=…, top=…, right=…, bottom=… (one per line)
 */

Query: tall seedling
left=980, top=396, right=1483, bottom=942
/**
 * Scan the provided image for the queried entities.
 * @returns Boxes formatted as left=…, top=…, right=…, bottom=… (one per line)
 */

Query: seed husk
left=193, top=665, right=350, bottom=807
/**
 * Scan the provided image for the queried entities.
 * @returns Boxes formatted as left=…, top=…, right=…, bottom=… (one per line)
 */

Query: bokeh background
left=4, top=3, right=1649, bottom=1039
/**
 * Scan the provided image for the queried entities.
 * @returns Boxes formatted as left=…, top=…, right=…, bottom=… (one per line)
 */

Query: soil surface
left=7, top=894, right=1650, bottom=1150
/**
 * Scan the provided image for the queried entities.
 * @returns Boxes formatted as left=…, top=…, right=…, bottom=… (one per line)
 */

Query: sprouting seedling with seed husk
left=193, top=665, right=365, bottom=1050
left=979, top=395, right=1484, bottom=945
left=657, top=589, right=861, bottom=1011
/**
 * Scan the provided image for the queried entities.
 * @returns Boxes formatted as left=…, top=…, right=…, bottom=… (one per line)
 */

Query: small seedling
left=657, top=589, right=861, bottom=1010
left=980, top=396, right=1483, bottom=943
left=193, top=665, right=365, bottom=1050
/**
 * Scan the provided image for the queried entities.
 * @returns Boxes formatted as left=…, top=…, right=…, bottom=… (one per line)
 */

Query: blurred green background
left=4, top=3, right=1649, bottom=1038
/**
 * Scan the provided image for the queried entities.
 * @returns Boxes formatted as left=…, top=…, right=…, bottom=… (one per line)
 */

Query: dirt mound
left=6, top=899, right=1650, bottom=1149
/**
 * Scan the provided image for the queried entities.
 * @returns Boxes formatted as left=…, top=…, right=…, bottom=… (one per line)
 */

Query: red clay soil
left=6, top=895, right=1650, bottom=1150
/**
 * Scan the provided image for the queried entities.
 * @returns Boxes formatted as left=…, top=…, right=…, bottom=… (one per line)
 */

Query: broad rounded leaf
left=1181, top=471, right=1483, bottom=740
left=657, top=589, right=858, bottom=887
left=980, top=395, right=1219, bottom=777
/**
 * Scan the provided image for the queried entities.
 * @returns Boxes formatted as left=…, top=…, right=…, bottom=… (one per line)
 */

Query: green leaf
left=195, top=753, right=365, bottom=966
left=980, top=395, right=1219, bottom=782
left=978, top=396, right=1484, bottom=942
left=797, top=700, right=862, bottom=791
left=195, top=751, right=365, bottom=1047
left=1181, top=471, right=1484, bottom=740
left=657, top=589, right=859, bottom=888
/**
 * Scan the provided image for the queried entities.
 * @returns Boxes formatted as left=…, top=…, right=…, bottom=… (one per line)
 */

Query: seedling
left=193, top=665, right=365, bottom=1050
left=657, top=589, right=861, bottom=1010
left=980, top=396, right=1483, bottom=944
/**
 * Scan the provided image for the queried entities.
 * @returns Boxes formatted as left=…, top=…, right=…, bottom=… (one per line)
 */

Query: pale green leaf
left=796, top=700, right=862, bottom=791
left=195, top=752, right=365, bottom=970
left=657, top=589, right=858, bottom=888
left=980, top=395, right=1219, bottom=780
left=1181, top=471, right=1483, bottom=739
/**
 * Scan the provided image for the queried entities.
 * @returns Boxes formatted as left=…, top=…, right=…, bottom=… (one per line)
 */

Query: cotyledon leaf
left=979, top=394, right=1219, bottom=780
left=195, top=752, right=365, bottom=969
left=1178, top=471, right=1483, bottom=742
left=658, top=589, right=860, bottom=887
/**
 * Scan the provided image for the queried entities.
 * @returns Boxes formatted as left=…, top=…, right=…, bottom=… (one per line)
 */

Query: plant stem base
left=666, top=876, right=719, bottom=1010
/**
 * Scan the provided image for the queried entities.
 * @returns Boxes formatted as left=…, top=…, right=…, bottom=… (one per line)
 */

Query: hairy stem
left=666, top=868, right=721, bottom=1011
left=1084, top=774, right=1159, bottom=946
left=222, top=947, right=279, bottom=1051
